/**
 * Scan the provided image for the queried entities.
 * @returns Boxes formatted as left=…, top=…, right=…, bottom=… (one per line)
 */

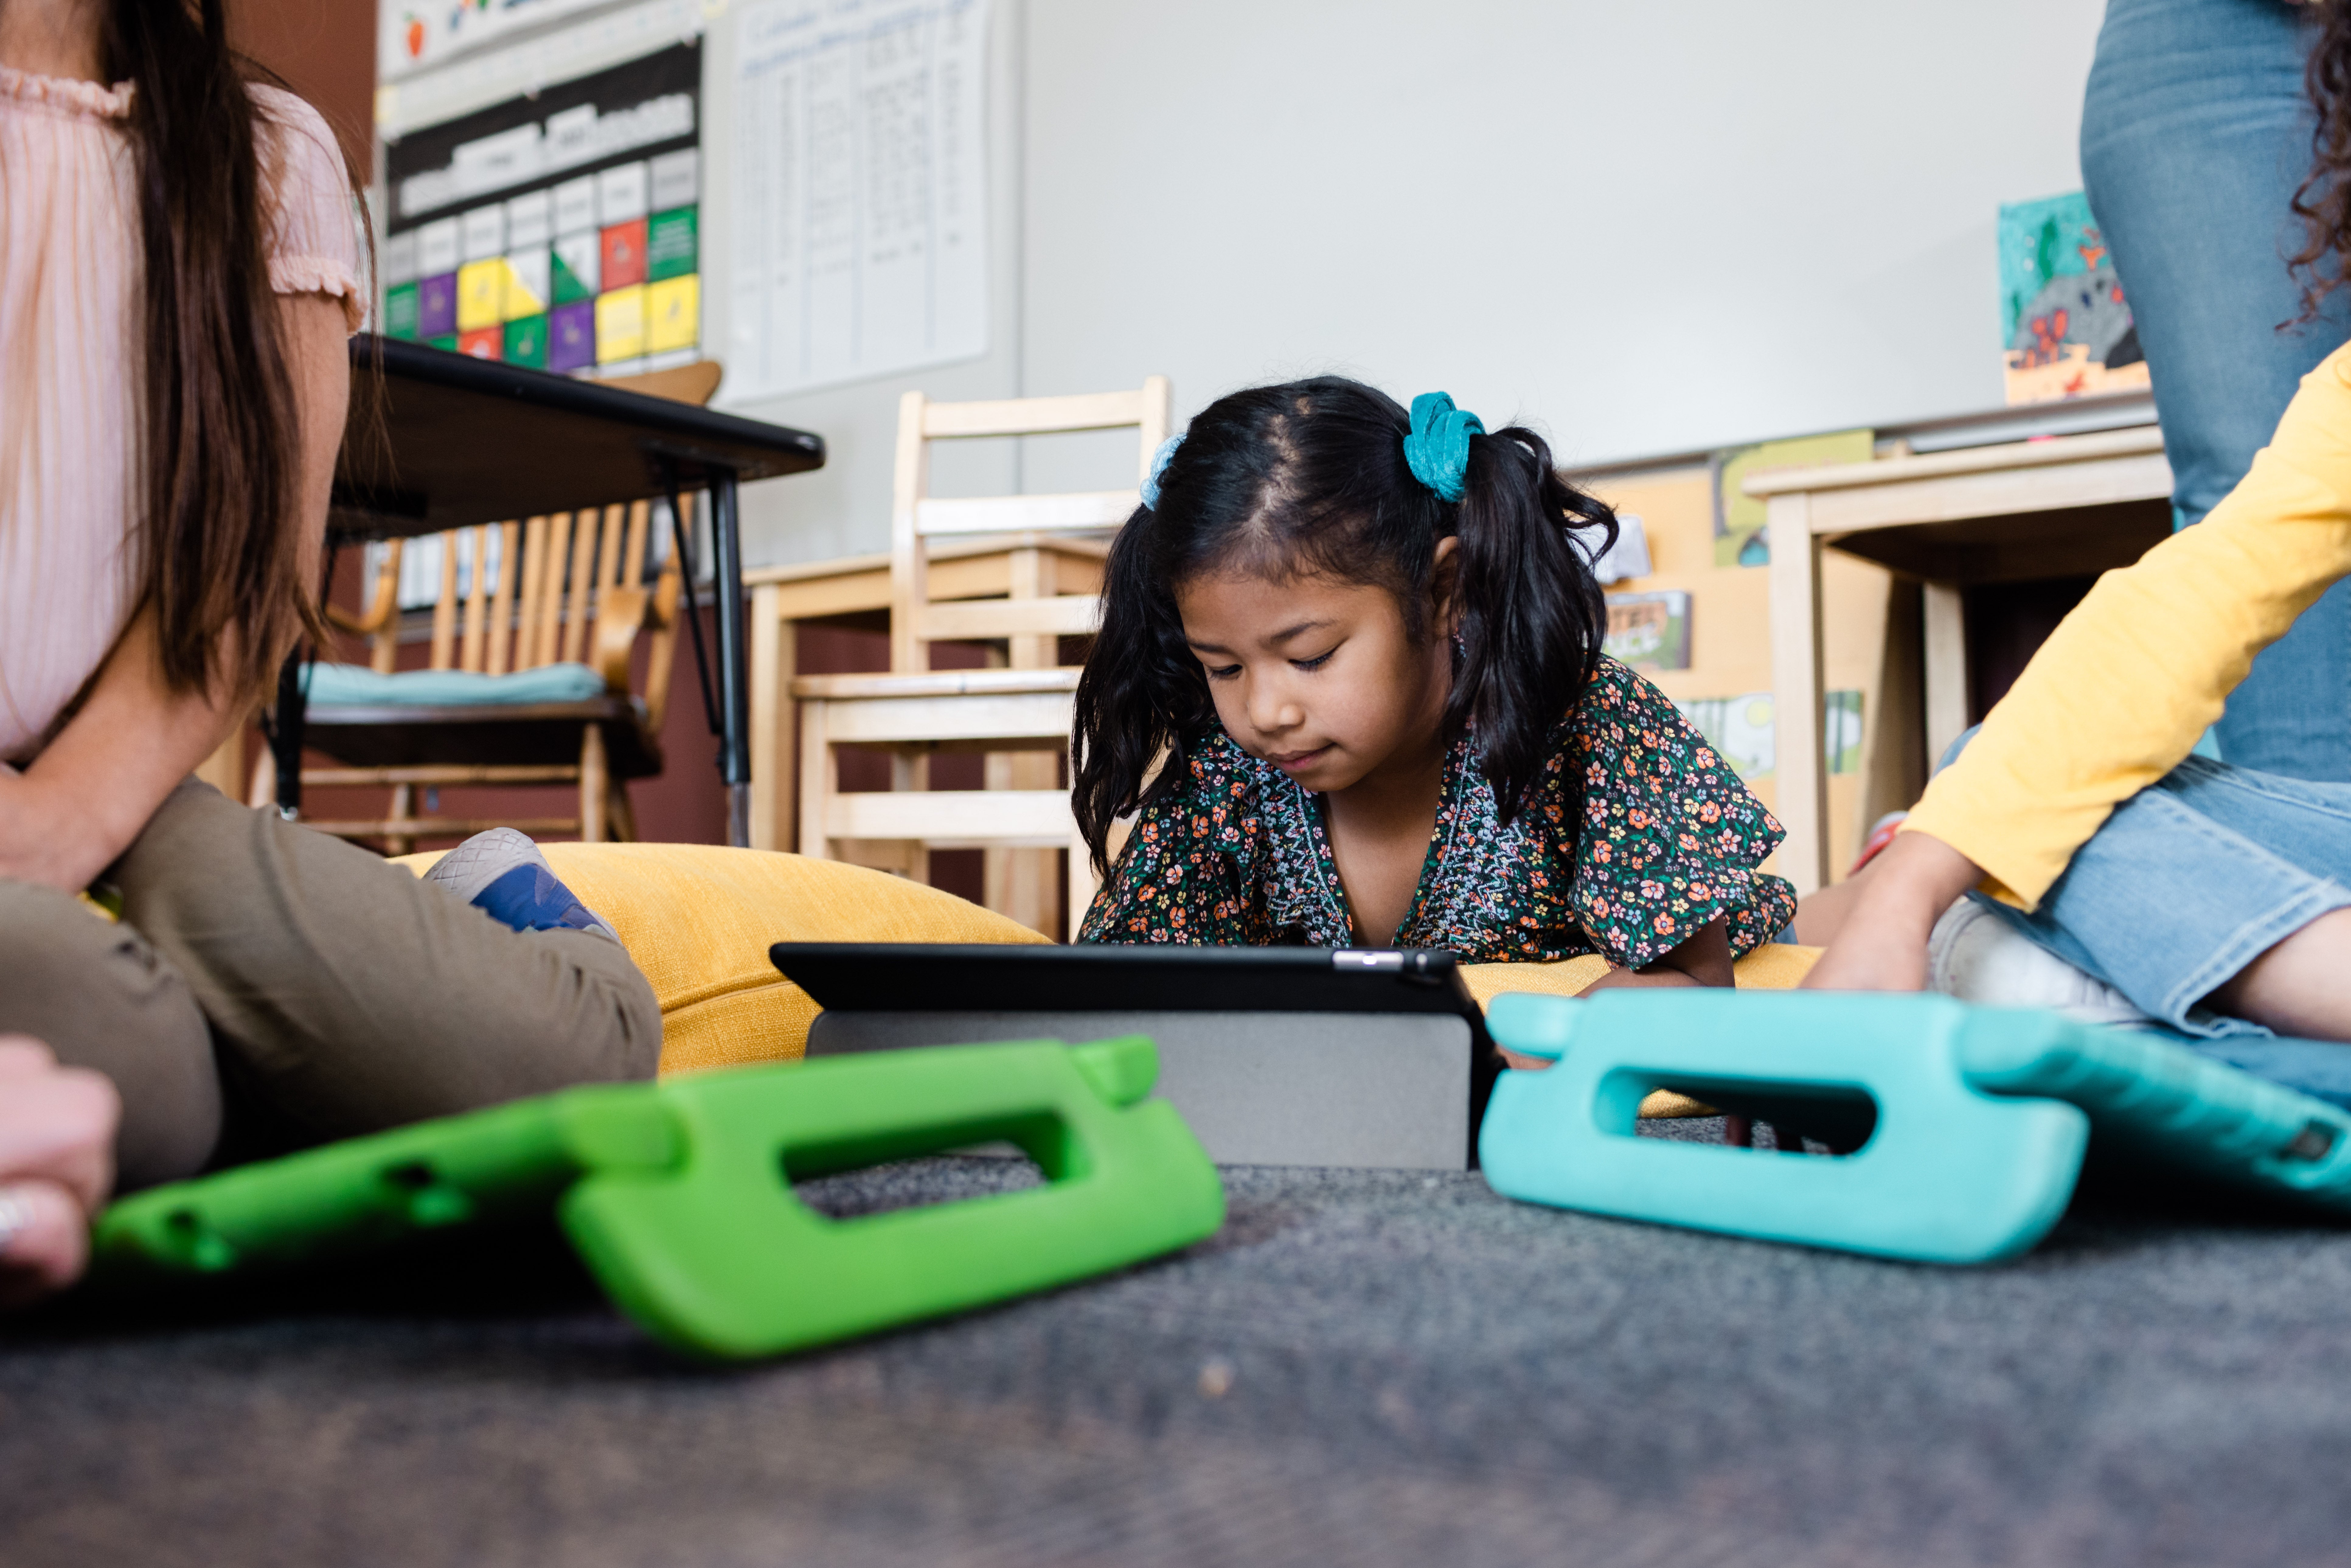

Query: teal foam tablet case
left=1479, top=990, right=2351, bottom=1264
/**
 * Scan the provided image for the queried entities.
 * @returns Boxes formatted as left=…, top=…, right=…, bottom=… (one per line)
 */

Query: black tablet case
left=774, top=944, right=1500, bottom=1170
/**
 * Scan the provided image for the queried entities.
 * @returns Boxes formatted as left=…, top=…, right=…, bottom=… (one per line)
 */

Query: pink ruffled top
left=0, top=66, right=364, bottom=758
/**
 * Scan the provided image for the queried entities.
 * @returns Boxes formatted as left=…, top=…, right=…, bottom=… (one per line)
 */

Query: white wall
left=722, top=0, right=2107, bottom=564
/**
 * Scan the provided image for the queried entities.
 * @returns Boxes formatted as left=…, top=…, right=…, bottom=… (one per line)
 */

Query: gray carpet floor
left=8, top=1125, right=2351, bottom=1568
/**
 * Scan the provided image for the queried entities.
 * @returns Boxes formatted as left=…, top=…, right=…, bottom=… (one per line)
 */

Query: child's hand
left=0, top=1037, right=120, bottom=1306
left=1800, top=831, right=1982, bottom=993
left=1583, top=917, right=1735, bottom=992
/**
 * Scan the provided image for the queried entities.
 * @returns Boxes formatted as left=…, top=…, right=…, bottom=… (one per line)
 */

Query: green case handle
left=94, top=1037, right=1224, bottom=1359
left=563, top=1037, right=1224, bottom=1359
left=1478, top=990, right=2090, bottom=1264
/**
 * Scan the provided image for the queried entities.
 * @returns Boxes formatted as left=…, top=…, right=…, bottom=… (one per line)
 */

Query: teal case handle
left=1478, top=990, right=2090, bottom=1264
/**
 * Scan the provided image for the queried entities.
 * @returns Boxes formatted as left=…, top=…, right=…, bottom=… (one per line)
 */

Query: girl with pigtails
left=1070, top=378, right=1797, bottom=989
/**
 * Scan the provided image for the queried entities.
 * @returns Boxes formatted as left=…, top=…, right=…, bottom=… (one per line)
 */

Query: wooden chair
left=227, top=360, right=726, bottom=854
left=257, top=501, right=685, bottom=854
left=744, top=532, right=1113, bottom=855
left=790, top=377, right=1171, bottom=937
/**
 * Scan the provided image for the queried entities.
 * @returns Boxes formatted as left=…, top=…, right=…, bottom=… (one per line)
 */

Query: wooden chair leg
left=608, top=779, right=638, bottom=842
left=891, top=749, right=930, bottom=886
left=579, top=727, right=608, bottom=845
left=799, top=698, right=832, bottom=863
left=386, top=783, right=416, bottom=858
left=750, top=584, right=787, bottom=852
left=247, top=747, right=276, bottom=811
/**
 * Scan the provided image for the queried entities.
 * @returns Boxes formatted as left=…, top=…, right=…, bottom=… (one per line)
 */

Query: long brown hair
left=103, top=0, right=331, bottom=698
left=2290, top=5, right=2351, bottom=325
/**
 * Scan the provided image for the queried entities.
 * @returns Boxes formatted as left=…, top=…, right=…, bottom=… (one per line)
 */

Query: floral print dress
left=1077, top=656, right=1797, bottom=966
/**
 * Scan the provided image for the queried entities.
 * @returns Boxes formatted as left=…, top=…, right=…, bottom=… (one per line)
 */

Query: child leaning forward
left=1069, top=377, right=1794, bottom=990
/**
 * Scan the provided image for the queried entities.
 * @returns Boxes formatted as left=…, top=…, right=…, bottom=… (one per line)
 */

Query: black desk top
left=331, top=336, right=825, bottom=540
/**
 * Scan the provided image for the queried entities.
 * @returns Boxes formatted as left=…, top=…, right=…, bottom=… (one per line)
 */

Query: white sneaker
left=421, top=827, right=620, bottom=943
left=1926, top=897, right=2151, bottom=1029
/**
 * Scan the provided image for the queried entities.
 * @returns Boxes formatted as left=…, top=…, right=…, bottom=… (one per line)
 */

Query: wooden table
left=314, top=337, right=826, bottom=847
left=1748, top=424, right=2174, bottom=895
left=742, top=533, right=1108, bottom=853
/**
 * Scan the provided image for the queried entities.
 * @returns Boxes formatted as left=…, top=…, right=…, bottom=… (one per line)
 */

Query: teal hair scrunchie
left=1403, top=391, right=1484, bottom=502
left=1141, top=434, right=1184, bottom=508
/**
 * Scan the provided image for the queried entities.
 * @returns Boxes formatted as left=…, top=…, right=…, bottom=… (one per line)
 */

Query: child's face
left=1176, top=549, right=1456, bottom=795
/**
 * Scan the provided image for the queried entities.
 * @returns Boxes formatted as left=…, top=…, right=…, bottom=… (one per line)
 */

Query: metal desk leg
left=270, top=651, right=307, bottom=819
left=710, top=468, right=752, bottom=848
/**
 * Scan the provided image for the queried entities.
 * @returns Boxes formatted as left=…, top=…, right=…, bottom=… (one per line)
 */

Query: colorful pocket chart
left=388, top=202, right=696, bottom=372
left=379, top=42, right=703, bottom=378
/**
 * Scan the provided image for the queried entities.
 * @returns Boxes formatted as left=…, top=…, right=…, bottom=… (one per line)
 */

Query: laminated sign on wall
left=380, top=0, right=617, bottom=80
left=378, top=40, right=705, bottom=378
left=728, top=0, right=991, bottom=402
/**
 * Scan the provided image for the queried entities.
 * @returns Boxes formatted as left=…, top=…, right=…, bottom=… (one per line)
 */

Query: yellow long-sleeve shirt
left=1904, top=340, right=2351, bottom=910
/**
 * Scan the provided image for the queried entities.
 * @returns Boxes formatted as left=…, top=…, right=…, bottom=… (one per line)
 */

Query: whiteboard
left=725, top=0, right=991, bottom=403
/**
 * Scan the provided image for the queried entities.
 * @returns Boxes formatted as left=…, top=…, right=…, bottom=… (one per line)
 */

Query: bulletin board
left=377, top=39, right=705, bottom=378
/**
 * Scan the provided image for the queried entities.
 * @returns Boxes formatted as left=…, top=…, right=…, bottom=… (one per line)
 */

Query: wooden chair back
left=337, top=502, right=683, bottom=724
left=890, top=377, right=1172, bottom=673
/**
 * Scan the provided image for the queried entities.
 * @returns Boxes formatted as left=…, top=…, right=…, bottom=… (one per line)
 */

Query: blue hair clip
left=1403, top=392, right=1484, bottom=502
left=1141, top=435, right=1184, bottom=509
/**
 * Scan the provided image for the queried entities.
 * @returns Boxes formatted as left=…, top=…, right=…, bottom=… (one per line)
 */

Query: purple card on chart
left=416, top=272, right=458, bottom=340
left=548, top=300, right=597, bottom=374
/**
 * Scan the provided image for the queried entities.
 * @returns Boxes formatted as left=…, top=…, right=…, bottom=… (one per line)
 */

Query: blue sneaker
left=422, top=827, right=619, bottom=943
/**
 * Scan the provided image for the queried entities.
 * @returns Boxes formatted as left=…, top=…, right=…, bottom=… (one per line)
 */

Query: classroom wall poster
left=381, top=0, right=624, bottom=81
left=1674, top=691, right=1863, bottom=781
left=727, top=0, right=991, bottom=402
left=1708, top=429, right=1874, bottom=569
left=1602, top=589, right=1690, bottom=672
left=377, top=41, right=705, bottom=379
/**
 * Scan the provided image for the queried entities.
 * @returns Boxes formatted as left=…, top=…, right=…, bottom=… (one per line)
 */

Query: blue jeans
left=1981, top=756, right=2351, bottom=1038
left=1939, top=724, right=2351, bottom=1103
left=2082, top=0, right=2351, bottom=778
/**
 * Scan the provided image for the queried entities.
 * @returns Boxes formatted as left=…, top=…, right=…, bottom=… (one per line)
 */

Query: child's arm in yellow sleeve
left=1906, top=342, right=2351, bottom=911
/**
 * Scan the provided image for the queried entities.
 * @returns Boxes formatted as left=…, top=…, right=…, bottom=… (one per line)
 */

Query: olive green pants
left=0, top=780, right=662, bottom=1189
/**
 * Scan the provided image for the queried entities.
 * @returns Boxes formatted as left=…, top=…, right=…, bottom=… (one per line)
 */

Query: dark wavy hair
left=103, top=0, right=342, bottom=699
left=2290, top=3, right=2351, bottom=324
left=1070, top=376, right=1617, bottom=875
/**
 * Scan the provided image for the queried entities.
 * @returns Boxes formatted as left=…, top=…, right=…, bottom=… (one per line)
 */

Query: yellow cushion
left=1458, top=943, right=1820, bottom=1008
left=1461, top=944, right=1822, bottom=1117
left=394, top=845, right=1049, bottom=1075
left=394, top=838, right=1819, bottom=1111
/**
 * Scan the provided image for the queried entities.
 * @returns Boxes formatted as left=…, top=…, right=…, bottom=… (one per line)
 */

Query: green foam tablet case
left=92, top=1037, right=1224, bottom=1358
left=1479, top=990, right=2351, bottom=1264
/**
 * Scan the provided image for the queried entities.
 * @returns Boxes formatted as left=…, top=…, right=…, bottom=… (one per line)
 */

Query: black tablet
left=769, top=942, right=1489, bottom=1026
left=769, top=943, right=1503, bottom=1170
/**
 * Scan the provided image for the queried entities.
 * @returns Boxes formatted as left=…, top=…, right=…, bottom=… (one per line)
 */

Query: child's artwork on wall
left=1674, top=690, right=1862, bottom=780
left=1603, top=590, right=1691, bottom=671
left=1583, top=513, right=1653, bottom=584
left=378, top=39, right=703, bottom=379
left=1709, top=430, right=1873, bottom=569
left=1998, top=191, right=2149, bottom=406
